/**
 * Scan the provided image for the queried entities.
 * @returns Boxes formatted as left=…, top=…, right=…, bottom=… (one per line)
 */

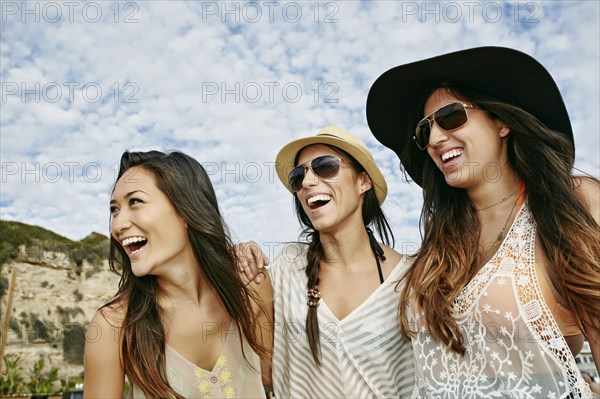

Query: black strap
left=366, top=227, right=386, bottom=284
left=375, top=256, right=384, bottom=285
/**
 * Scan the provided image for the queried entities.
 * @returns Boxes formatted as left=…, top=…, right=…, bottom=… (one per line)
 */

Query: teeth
left=307, top=194, right=332, bottom=205
left=122, top=236, right=146, bottom=246
left=442, top=149, right=463, bottom=162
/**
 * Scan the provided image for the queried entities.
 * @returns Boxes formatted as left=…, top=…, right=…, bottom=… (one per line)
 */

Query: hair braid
left=305, top=232, right=323, bottom=365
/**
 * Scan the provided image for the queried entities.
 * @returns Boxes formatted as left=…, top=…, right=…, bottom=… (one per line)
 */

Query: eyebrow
left=110, top=190, right=148, bottom=205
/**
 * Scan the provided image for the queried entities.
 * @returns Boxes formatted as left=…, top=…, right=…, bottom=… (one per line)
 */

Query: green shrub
left=0, top=354, right=26, bottom=395
left=1, top=354, right=82, bottom=395
left=26, top=356, right=59, bottom=394
left=0, top=242, right=18, bottom=265
left=60, top=374, right=84, bottom=392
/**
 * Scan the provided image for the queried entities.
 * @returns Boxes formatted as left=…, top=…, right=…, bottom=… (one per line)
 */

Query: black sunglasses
left=414, top=102, right=480, bottom=150
left=288, top=154, right=349, bottom=192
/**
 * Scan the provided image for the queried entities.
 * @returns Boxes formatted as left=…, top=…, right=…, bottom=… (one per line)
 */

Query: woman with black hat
left=267, top=125, right=415, bottom=398
left=367, top=47, right=599, bottom=397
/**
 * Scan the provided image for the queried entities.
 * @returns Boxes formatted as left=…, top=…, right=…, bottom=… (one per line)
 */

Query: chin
left=444, top=175, right=467, bottom=188
left=445, top=179, right=471, bottom=190
left=313, top=221, right=337, bottom=235
left=442, top=166, right=474, bottom=188
left=130, top=262, right=152, bottom=277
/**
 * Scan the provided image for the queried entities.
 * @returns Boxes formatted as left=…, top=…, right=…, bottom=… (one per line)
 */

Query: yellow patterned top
left=193, top=355, right=236, bottom=399
left=128, top=323, right=264, bottom=399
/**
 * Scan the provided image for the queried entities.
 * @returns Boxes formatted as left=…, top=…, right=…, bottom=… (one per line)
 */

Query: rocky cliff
left=0, top=221, right=118, bottom=382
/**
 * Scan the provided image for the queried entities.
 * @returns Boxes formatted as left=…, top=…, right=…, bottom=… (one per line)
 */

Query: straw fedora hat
left=275, top=125, right=388, bottom=204
left=366, top=46, right=573, bottom=187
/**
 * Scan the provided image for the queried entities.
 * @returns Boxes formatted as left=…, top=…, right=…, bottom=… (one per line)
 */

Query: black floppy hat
left=366, top=46, right=574, bottom=187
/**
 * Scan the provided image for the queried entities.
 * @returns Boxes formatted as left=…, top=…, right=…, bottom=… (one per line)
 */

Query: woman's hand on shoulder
left=83, top=304, right=126, bottom=398
left=234, top=241, right=269, bottom=285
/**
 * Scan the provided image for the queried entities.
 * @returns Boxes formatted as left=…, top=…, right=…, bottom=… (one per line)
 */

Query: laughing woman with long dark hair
left=269, top=126, right=415, bottom=398
left=84, top=150, right=273, bottom=398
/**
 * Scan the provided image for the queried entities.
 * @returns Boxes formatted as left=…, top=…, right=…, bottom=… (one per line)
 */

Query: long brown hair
left=399, top=84, right=600, bottom=354
left=103, top=150, right=266, bottom=398
left=293, top=146, right=394, bottom=365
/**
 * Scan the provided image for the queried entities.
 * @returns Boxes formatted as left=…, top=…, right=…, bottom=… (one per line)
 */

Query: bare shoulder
left=84, top=301, right=127, bottom=397
left=381, top=245, right=405, bottom=265
left=381, top=245, right=413, bottom=278
left=92, top=300, right=126, bottom=325
left=573, top=176, right=600, bottom=223
left=88, top=300, right=127, bottom=345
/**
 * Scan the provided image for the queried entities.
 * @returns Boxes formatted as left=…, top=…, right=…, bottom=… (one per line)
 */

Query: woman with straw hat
left=266, top=125, right=415, bottom=398
left=367, top=46, right=600, bottom=397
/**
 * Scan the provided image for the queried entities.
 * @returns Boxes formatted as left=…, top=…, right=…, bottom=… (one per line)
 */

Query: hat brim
left=275, top=134, right=388, bottom=205
left=366, top=46, right=573, bottom=187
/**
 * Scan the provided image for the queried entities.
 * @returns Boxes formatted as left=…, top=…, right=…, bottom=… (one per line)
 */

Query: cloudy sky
left=1, top=0, right=598, bottom=259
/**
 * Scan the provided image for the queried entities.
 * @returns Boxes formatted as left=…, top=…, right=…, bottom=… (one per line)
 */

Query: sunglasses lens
left=311, top=155, right=340, bottom=179
left=414, top=103, right=472, bottom=149
left=435, top=103, right=468, bottom=130
left=288, top=166, right=306, bottom=192
left=415, top=120, right=431, bottom=149
left=287, top=155, right=341, bottom=192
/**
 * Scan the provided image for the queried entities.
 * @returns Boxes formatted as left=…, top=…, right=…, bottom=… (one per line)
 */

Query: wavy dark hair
left=399, top=84, right=600, bottom=354
left=103, top=150, right=265, bottom=398
left=293, top=145, right=395, bottom=365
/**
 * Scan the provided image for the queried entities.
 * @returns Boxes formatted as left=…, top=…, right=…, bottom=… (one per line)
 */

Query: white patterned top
left=270, top=243, right=416, bottom=398
left=409, top=201, right=593, bottom=398
left=128, top=322, right=265, bottom=399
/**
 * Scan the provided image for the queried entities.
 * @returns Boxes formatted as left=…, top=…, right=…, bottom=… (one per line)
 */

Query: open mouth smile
left=121, top=236, right=147, bottom=256
left=441, top=149, right=463, bottom=163
left=307, top=194, right=332, bottom=210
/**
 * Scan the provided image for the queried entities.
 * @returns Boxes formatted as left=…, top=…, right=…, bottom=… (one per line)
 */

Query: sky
left=1, top=0, right=599, bottom=260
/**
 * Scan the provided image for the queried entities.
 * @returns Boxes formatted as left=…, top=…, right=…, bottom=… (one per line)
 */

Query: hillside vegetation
left=0, top=220, right=109, bottom=267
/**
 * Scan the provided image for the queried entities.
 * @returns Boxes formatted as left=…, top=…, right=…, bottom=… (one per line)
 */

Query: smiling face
left=294, top=144, right=371, bottom=234
left=110, top=166, right=194, bottom=277
left=424, top=88, right=510, bottom=189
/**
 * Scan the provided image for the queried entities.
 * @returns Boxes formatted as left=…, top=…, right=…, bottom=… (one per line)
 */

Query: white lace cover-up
left=410, top=202, right=593, bottom=398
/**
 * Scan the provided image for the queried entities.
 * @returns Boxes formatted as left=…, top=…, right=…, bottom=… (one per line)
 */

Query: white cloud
left=1, top=0, right=598, bottom=259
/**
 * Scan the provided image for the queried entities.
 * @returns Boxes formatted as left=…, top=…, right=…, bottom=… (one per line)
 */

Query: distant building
left=576, top=341, right=598, bottom=382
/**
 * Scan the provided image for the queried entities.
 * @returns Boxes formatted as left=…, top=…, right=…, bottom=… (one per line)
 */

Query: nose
left=110, top=211, right=132, bottom=239
left=300, top=167, right=319, bottom=190
left=428, top=123, right=449, bottom=147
